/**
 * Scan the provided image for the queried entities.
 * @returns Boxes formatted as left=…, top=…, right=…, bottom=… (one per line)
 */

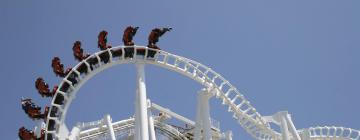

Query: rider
left=122, top=26, right=139, bottom=57
left=147, top=27, right=172, bottom=57
left=18, top=127, right=37, bottom=140
left=72, top=41, right=90, bottom=61
left=123, top=26, right=139, bottom=46
left=18, top=127, right=45, bottom=140
left=98, top=30, right=111, bottom=50
left=148, top=27, right=172, bottom=49
left=21, top=98, right=49, bottom=120
left=51, top=57, right=71, bottom=77
left=35, top=77, right=57, bottom=97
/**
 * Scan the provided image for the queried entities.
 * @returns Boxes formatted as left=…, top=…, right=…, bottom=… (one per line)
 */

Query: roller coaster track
left=78, top=118, right=189, bottom=140
left=298, top=126, right=360, bottom=140
left=44, top=46, right=359, bottom=140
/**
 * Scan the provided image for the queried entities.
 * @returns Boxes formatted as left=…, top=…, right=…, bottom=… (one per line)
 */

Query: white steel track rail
left=78, top=118, right=189, bottom=140
left=299, top=126, right=360, bottom=140
left=44, top=46, right=360, bottom=140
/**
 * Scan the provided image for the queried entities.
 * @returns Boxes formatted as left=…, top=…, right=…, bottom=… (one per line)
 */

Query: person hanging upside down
left=97, top=30, right=111, bottom=63
left=35, top=77, right=58, bottom=97
left=122, top=26, right=139, bottom=57
left=72, top=41, right=90, bottom=61
left=51, top=57, right=71, bottom=77
left=18, top=127, right=37, bottom=140
left=21, top=98, right=49, bottom=120
left=98, top=30, right=111, bottom=50
left=123, top=26, right=139, bottom=46
left=147, top=27, right=172, bottom=57
left=18, top=127, right=45, bottom=140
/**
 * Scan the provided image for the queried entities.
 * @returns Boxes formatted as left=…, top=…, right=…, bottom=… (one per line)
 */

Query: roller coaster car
left=124, top=47, right=135, bottom=58
left=35, top=77, right=57, bottom=97
left=72, top=41, right=90, bottom=61
left=85, top=56, right=99, bottom=70
left=98, top=30, right=111, bottom=50
left=51, top=57, right=71, bottom=77
left=76, top=62, right=89, bottom=75
left=21, top=99, right=49, bottom=120
left=147, top=44, right=161, bottom=58
left=111, top=48, right=123, bottom=58
left=66, top=72, right=79, bottom=85
left=99, top=51, right=110, bottom=64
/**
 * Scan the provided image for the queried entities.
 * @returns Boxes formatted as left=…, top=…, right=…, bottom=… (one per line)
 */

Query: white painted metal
left=68, top=126, right=80, bottom=140
left=147, top=100, right=156, bottom=140
left=203, top=96, right=212, bottom=140
left=286, top=114, right=301, bottom=140
left=151, top=103, right=195, bottom=126
left=135, top=63, right=149, bottom=140
left=104, top=114, right=116, bottom=140
left=225, top=131, right=233, bottom=140
left=44, top=46, right=360, bottom=140
left=264, top=111, right=301, bottom=140
left=299, top=126, right=360, bottom=140
left=280, top=114, right=290, bottom=140
left=195, top=88, right=214, bottom=140
left=202, top=89, right=213, bottom=140
left=194, top=90, right=203, bottom=140
left=45, top=46, right=275, bottom=139
left=78, top=117, right=189, bottom=140
left=134, top=90, right=140, bottom=140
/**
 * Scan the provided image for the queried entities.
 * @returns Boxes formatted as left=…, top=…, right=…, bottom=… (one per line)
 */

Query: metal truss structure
left=24, top=46, right=356, bottom=140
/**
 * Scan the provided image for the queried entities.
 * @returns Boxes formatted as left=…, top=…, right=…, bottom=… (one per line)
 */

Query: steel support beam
left=148, top=100, right=157, bottom=140
left=195, top=88, right=213, bottom=140
left=134, top=63, right=149, bottom=140
left=286, top=114, right=301, bottom=140
left=194, top=91, right=203, bottom=140
left=269, top=111, right=301, bottom=140
left=104, top=114, right=116, bottom=140
left=280, top=114, right=290, bottom=140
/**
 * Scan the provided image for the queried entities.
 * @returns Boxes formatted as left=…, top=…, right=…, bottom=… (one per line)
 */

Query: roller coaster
left=19, top=27, right=360, bottom=140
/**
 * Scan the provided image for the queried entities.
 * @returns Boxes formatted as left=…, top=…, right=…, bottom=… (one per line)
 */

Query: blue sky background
left=1, top=0, right=359, bottom=139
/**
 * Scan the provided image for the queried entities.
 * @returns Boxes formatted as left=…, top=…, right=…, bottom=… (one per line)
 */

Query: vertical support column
left=194, top=91, right=203, bottom=140
left=134, top=90, right=141, bottom=140
left=148, top=100, right=157, bottom=140
left=135, top=63, right=149, bottom=140
left=104, top=114, right=116, bottom=140
left=194, top=88, right=213, bottom=140
left=201, top=90, right=212, bottom=140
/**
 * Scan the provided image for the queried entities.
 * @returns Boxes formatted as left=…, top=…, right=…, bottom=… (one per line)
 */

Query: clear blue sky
left=1, top=0, right=359, bottom=139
